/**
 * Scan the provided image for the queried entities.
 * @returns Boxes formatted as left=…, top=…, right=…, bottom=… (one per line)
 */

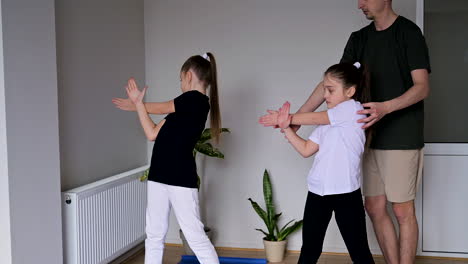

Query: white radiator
left=62, top=166, right=149, bottom=264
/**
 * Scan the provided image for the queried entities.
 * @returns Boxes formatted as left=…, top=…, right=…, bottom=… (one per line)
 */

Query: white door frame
left=416, top=0, right=468, bottom=258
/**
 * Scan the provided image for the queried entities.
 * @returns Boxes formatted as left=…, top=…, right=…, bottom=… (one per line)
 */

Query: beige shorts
left=362, top=148, right=424, bottom=203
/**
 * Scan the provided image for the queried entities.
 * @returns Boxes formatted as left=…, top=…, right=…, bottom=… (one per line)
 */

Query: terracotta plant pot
left=263, top=239, right=287, bottom=262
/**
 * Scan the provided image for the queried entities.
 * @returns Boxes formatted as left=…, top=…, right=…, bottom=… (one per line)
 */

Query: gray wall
left=56, top=0, right=147, bottom=190
left=1, top=0, right=62, bottom=263
left=144, top=0, right=416, bottom=252
left=0, top=1, right=12, bottom=262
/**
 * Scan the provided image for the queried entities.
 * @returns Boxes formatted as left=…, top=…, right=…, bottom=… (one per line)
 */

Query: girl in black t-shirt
left=115, top=53, right=221, bottom=264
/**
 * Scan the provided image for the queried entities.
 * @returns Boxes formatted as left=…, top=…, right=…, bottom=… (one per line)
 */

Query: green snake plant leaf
left=263, top=170, right=276, bottom=235
left=255, top=229, right=269, bottom=238
left=273, top=213, right=282, bottom=222
left=277, top=220, right=303, bottom=241
left=249, top=169, right=304, bottom=242
left=278, top=219, right=295, bottom=234
left=273, top=213, right=282, bottom=236
left=248, top=198, right=268, bottom=225
left=256, top=229, right=276, bottom=241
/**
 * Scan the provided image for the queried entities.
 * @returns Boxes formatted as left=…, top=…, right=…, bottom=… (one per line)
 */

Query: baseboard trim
left=166, top=243, right=354, bottom=255
left=111, top=243, right=145, bottom=264
left=414, top=255, right=468, bottom=261
left=120, top=243, right=468, bottom=262
left=165, top=243, right=468, bottom=261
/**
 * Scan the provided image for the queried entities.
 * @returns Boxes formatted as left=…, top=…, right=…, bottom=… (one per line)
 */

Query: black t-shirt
left=340, top=16, right=431, bottom=149
left=148, top=90, right=210, bottom=188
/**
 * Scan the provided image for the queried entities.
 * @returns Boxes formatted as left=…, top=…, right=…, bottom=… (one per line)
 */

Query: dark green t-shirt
left=148, top=90, right=210, bottom=188
left=340, top=16, right=431, bottom=149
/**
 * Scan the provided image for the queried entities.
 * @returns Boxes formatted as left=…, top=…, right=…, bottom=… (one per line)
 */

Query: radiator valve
left=65, top=195, right=72, bottom=204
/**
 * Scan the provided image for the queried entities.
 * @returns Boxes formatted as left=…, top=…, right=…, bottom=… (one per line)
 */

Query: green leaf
left=193, top=128, right=229, bottom=189
left=139, top=169, right=149, bottom=182
left=194, top=142, right=225, bottom=158
left=198, top=128, right=230, bottom=143
left=272, top=213, right=282, bottom=237
left=248, top=198, right=268, bottom=225
left=277, top=220, right=303, bottom=241
left=139, top=175, right=148, bottom=182
left=263, top=170, right=276, bottom=235
left=255, top=228, right=269, bottom=237
left=256, top=229, right=276, bottom=241
left=274, top=213, right=282, bottom=221
left=275, top=224, right=280, bottom=239
left=278, top=219, right=294, bottom=234
left=250, top=169, right=304, bottom=242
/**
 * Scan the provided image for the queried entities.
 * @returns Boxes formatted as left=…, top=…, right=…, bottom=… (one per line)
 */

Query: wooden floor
left=123, top=244, right=468, bottom=264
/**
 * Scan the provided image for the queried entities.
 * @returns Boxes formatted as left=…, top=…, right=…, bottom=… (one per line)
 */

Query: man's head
left=358, top=0, right=392, bottom=20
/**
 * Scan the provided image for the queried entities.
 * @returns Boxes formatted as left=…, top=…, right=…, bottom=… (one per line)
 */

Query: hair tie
left=201, top=53, right=210, bottom=62
left=353, top=62, right=361, bottom=69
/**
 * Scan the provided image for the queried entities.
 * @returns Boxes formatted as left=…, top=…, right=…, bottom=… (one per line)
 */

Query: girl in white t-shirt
left=259, top=62, right=374, bottom=264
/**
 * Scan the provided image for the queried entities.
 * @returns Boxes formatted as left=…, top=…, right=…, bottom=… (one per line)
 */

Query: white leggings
left=145, top=181, right=219, bottom=264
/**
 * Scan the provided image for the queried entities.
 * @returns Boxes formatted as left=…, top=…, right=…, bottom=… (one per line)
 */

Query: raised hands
left=259, top=101, right=292, bottom=129
left=112, top=97, right=136, bottom=111
left=258, top=109, right=279, bottom=127
left=126, top=78, right=147, bottom=105
left=277, top=101, right=292, bottom=129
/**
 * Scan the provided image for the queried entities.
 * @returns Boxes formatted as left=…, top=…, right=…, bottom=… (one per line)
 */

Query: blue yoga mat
left=178, top=255, right=267, bottom=264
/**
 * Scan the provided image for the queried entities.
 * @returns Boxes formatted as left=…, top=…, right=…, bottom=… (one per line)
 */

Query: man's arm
left=286, top=81, right=325, bottom=132
left=297, top=81, right=325, bottom=113
left=293, top=31, right=356, bottom=128
left=386, top=69, right=430, bottom=112
left=358, top=69, right=430, bottom=128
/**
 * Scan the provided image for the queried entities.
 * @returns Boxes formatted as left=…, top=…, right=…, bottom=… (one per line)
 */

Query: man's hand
left=357, top=101, right=391, bottom=129
left=289, top=124, right=300, bottom=132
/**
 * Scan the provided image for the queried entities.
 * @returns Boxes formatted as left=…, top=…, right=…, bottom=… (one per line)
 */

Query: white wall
left=1, top=0, right=62, bottom=263
left=0, top=0, right=12, bottom=262
left=55, top=0, right=147, bottom=191
left=144, top=0, right=416, bottom=253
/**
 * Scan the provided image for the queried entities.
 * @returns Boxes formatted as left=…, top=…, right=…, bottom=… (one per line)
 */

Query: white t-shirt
left=307, top=99, right=366, bottom=196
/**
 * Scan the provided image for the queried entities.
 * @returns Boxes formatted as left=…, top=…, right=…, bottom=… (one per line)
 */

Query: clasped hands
left=258, top=101, right=293, bottom=130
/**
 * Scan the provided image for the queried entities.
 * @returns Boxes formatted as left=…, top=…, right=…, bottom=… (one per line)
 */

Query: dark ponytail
left=324, top=62, right=371, bottom=104
left=206, top=52, right=221, bottom=144
left=180, top=52, right=221, bottom=143
left=324, top=62, right=373, bottom=143
left=356, top=64, right=371, bottom=104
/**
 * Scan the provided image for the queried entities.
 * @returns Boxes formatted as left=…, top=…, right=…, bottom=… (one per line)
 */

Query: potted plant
left=248, top=169, right=303, bottom=262
left=141, top=128, right=230, bottom=254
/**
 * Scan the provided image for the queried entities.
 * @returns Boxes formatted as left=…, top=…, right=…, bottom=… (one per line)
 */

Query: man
left=294, top=1, right=430, bottom=263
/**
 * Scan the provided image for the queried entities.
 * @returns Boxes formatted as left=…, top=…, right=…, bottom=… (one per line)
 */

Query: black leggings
left=298, top=189, right=374, bottom=264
